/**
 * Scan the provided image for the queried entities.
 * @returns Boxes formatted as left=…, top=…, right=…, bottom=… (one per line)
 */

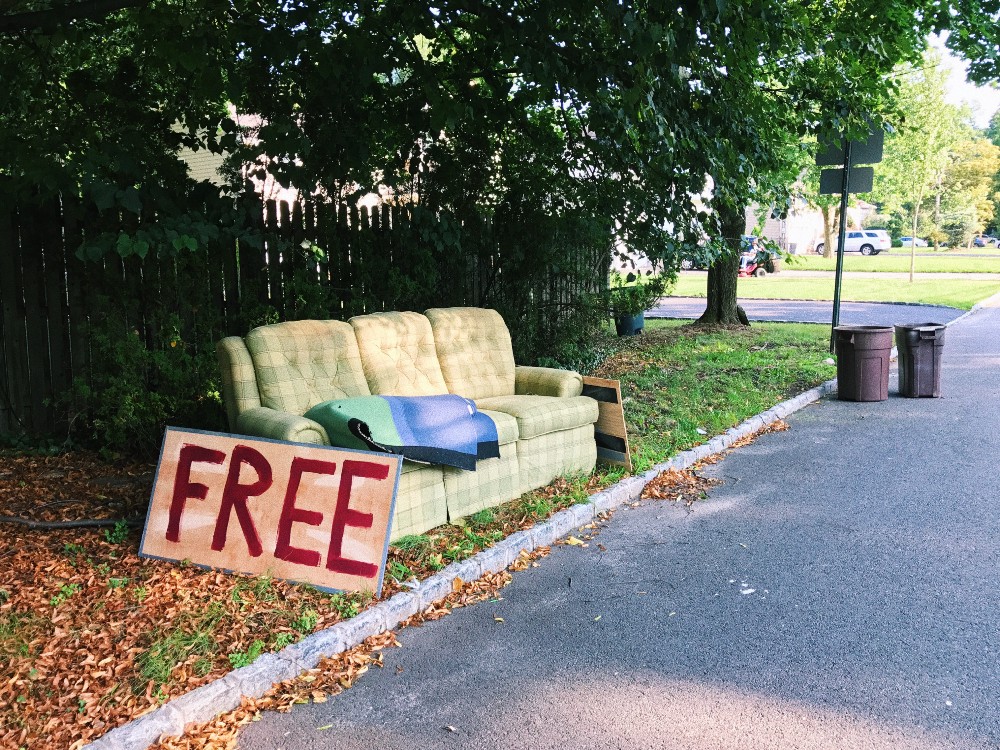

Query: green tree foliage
left=870, top=52, right=966, bottom=277
left=935, top=134, right=1000, bottom=246
left=2, top=0, right=999, bottom=289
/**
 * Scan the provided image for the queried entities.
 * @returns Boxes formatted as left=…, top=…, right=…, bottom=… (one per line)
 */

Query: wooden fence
left=0, top=195, right=610, bottom=439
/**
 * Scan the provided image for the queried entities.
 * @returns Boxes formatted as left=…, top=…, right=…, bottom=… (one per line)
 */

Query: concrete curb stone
left=83, top=378, right=836, bottom=750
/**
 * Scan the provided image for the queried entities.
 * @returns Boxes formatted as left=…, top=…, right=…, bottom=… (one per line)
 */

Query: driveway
left=647, top=297, right=965, bottom=326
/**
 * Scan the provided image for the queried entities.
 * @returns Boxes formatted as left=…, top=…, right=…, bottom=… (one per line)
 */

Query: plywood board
left=582, top=376, right=632, bottom=472
left=140, top=428, right=402, bottom=594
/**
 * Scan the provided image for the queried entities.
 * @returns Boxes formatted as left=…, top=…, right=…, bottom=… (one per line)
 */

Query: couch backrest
left=349, top=311, right=449, bottom=396
left=244, top=320, right=371, bottom=414
left=425, top=307, right=516, bottom=400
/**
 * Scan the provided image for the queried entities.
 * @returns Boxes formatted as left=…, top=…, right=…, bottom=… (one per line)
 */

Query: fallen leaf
left=564, top=536, right=586, bottom=547
left=493, top=616, right=505, bottom=623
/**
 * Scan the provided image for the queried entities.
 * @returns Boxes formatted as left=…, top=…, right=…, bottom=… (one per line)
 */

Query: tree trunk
left=910, top=183, right=925, bottom=283
left=697, top=208, right=748, bottom=326
left=821, top=205, right=837, bottom=259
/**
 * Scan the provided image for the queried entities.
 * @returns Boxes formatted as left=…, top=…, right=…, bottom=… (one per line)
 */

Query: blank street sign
left=815, top=129, right=885, bottom=167
left=819, top=166, right=874, bottom=195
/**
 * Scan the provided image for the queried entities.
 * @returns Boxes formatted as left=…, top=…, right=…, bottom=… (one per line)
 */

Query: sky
left=931, top=37, right=1000, bottom=129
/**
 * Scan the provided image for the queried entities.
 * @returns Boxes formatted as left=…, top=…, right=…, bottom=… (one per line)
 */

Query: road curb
left=83, top=378, right=838, bottom=750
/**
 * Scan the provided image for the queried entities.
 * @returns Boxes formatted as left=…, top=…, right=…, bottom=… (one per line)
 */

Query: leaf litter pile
left=0, top=421, right=786, bottom=749
left=0, top=451, right=612, bottom=750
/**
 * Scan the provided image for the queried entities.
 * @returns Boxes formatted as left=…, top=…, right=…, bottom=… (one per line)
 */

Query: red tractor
left=738, top=253, right=767, bottom=277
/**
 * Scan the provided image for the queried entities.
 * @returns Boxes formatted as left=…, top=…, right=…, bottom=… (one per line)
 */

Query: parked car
left=814, top=230, right=891, bottom=256
left=899, top=236, right=928, bottom=247
left=973, top=235, right=997, bottom=247
left=680, top=257, right=709, bottom=270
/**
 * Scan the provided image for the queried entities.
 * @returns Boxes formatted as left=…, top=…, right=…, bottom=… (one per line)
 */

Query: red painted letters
left=211, top=445, right=270, bottom=557
left=326, top=459, right=389, bottom=578
left=275, top=457, right=338, bottom=567
left=146, top=429, right=399, bottom=593
left=166, top=444, right=226, bottom=543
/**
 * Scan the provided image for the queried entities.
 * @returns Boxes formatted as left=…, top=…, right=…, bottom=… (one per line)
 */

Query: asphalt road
left=648, top=296, right=965, bottom=327
left=239, top=303, right=1000, bottom=750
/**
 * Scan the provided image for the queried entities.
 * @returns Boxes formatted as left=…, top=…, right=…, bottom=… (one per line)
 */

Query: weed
left=107, top=578, right=129, bottom=590
left=468, top=508, right=495, bottom=526
left=228, top=640, right=265, bottom=669
left=0, top=611, right=46, bottom=659
left=193, top=657, right=214, bottom=677
left=103, top=520, right=130, bottom=545
left=291, top=609, right=318, bottom=634
left=0, top=588, right=9, bottom=604
left=327, top=592, right=368, bottom=620
left=49, top=583, right=80, bottom=607
left=132, top=586, right=148, bottom=603
left=62, top=543, right=86, bottom=557
left=274, top=632, right=296, bottom=649
left=387, top=559, right=413, bottom=581
left=391, top=534, right=432, bottom=555
left=520, top=496, right=553, bottom=519
left=252, top=575, right=275, bottom=600
left=136, top=622, right=219, bottom=690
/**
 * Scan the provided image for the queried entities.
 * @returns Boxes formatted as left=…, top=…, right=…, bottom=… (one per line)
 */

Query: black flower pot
left=614, top=313, right=645, bottom=336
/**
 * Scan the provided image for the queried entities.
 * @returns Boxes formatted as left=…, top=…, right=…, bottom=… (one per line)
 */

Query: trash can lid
left=834, top=325, right=894, bottom=332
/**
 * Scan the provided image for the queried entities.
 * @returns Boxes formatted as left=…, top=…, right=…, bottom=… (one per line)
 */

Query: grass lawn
left=786, top=254, right=1000, bottom=274
left=0, top=320, right=835, bottom=749
left=595, top=320, right=833, bottom=471
left=670, top=273, right=1000, bottom=309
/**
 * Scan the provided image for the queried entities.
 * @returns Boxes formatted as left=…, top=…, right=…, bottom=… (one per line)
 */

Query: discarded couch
left=217, top=307, right=599, bottom=540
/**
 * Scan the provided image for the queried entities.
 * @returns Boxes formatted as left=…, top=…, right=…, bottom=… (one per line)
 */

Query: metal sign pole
left=830, top=139, right=853, bottom=353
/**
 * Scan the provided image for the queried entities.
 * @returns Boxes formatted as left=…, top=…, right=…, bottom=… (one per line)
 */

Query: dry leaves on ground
left=0, top=451, right=372, bottom=750
left=0, top=450, right=581, bottom=750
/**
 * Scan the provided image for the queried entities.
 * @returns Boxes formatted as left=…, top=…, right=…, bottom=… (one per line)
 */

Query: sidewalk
left=237, top=306, right=1000, bottom=750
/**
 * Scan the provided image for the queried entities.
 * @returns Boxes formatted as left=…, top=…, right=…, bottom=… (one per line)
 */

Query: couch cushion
left=425, top=307, right=516, bottom=400
left=350, top=311, right=449, bottom=396
left=475, top=395, right=599, bottom=440
left=245, top=320, right=371, bottom=415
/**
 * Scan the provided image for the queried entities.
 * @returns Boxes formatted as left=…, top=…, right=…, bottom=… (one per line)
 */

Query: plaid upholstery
left=444, top=442, right=519, bottom=521
left=515, top=425, right=597, bottom=496
left=235, top=406, right=330, bottom=445
left=479, top=409, right=519, bottom=446
left=217, top=337, right=262, bottom=430
left=425, top=307, right=516, bottom=400
left=349, top=312, right=449, bottom=396
left=475, top=395, right=598, bottom=440
left=515, top=365, right=584, bottom=398
left=245, top=320, right=371, bottom=415
left=391, top=463, right=448, bottom=541
left=217, top=309, right=603, bottom=542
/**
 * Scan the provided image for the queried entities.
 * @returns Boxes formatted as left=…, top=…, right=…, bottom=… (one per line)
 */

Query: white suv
left=815, top=230, right=891, bottom=256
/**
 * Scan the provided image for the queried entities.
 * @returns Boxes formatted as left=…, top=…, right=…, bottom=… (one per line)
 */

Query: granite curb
left=83, top=377, right=838, bottom=750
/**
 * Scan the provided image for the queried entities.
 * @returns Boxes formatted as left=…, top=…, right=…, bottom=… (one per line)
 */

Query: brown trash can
left=835, top=326, right=893, bottom=402
left=895, top=323, right=945, bottom=398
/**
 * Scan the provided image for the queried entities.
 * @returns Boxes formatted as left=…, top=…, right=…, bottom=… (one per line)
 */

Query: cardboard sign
left=582, top=376, right=633, bottom=472
left=140, top=428, right=401, bottom=594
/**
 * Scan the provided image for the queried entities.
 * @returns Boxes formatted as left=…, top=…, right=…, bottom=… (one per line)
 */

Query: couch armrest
left=235, top=407, right=330, bottom=446
left=217, top=336, right=262, bottom=431
left=514, top=365, right=583, bottom=398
